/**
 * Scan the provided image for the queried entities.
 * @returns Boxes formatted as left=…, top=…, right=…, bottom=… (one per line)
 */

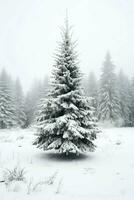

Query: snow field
left=0, top=127, right=134, bottom=200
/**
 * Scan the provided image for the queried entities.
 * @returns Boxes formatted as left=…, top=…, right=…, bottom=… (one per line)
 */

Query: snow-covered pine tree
left=14, top=78, right=27, bottom=128
left=98, top=52, right=121, bottom=124
left=117, top=70, right=131, bottom=126
left=34, top=17, right=99, bottom=155
left=0, top=69, right=16, bottom=129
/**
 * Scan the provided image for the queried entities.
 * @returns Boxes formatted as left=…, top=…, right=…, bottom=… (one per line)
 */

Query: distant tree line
left=0, top=52, right=134, bottom=129
left=84, top=52, right=134, bottom=127
left=0, top=68, right=49, bottom=128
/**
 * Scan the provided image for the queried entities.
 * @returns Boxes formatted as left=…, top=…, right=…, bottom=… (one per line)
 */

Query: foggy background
left=0, top=0, right=133, bottom=91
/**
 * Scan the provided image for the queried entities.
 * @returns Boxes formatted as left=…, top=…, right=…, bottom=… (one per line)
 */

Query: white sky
left=0, top=0, right=133, bottom=91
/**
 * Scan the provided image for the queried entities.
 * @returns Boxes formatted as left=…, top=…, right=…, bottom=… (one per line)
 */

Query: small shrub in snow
left=27, top=172, right=57, bottom=194
left=27, top=178, right=38, bottom=194
left=27, top=179, right=47, bottom=194
left=45, top=172, right=57, bottom=185
left=3, top=167, right=26, bottom=183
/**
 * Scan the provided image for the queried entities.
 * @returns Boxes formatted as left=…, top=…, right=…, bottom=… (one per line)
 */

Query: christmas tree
left=34, top=17, right=99, bottom=155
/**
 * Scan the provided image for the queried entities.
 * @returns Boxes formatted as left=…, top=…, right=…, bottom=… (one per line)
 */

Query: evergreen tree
left=98, top=52, right=121, bottom=124
left=14, top=78, right=27, bottom=128
left=0, top=69, right=16, bottom=128
left=34, top=18, right=99, bottom=155
left=118, top=70, right=131, bottom=126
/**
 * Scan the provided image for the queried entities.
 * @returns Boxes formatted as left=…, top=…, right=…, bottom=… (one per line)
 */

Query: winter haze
left=0, top=1, right=134, bottom=199
left=0, top=0, right=133, bottom=91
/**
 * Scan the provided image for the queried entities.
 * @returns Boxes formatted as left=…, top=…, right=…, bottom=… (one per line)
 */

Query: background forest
left=0, top=51, right=134, bottom=129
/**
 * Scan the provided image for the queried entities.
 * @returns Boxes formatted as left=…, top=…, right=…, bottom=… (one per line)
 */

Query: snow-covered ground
left=0, top=127, right=134, bottom=200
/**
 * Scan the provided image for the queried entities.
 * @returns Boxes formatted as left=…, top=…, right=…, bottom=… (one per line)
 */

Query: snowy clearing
left=0, top=128, right=134, bottom=200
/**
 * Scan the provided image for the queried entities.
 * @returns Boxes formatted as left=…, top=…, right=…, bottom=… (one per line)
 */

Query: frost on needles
left=34, top=18, right=99, bottom=155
